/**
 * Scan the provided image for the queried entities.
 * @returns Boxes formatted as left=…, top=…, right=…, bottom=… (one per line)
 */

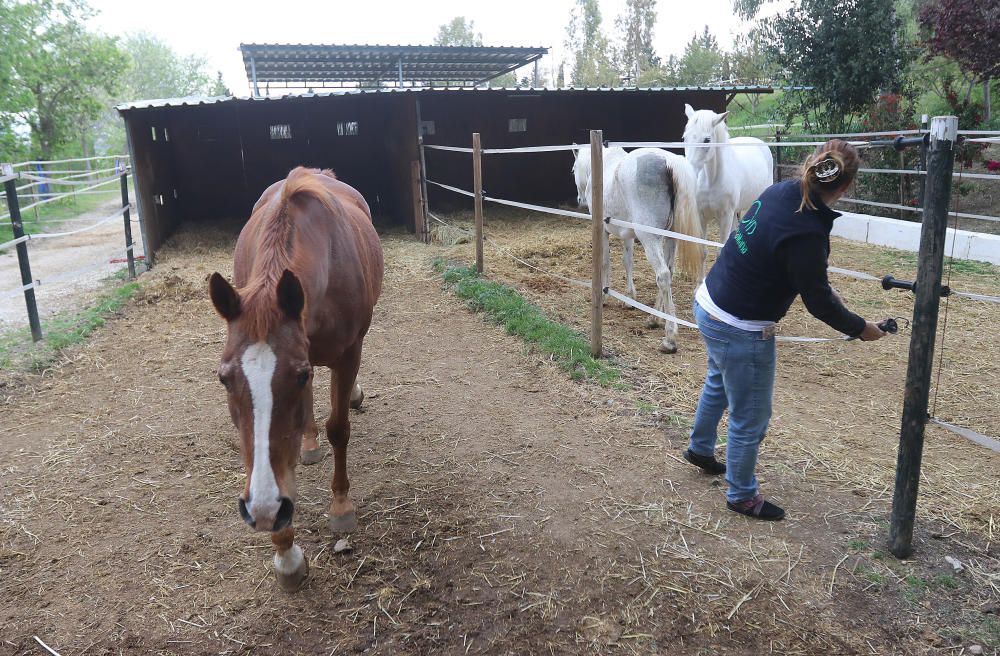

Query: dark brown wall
left=420, top=89, right=728, bottom=211
left=121, top=89, right=733, bottom=256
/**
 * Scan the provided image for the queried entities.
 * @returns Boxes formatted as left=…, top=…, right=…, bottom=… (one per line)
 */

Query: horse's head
left=572, top=145, right=591, bottom=208
left=209, top=269, right=312, bottom=533
left=683, top=104, right=730, bottom=172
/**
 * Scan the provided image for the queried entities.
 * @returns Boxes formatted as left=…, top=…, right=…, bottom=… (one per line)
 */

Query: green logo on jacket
left=733, top=200, right=762, bottom=255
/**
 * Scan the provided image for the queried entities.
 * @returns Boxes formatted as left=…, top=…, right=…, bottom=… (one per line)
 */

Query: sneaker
left=683, top=448, right=726, bottom=475
left=727, top=495, right=785, bottom=521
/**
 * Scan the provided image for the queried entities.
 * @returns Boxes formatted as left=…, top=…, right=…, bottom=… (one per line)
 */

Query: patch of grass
left=848, top=539, right=868, bottom=552
left=975, top=617, right=1000, bottom=647
left=871, top=551, right=886, bottom=561
left=433, top=258, right=623, bottom=387
left=865, top=571, right=886, bottom=585
left=0, top=274, right=140, bottom=372
left=636, top=401, right=658, bottom=414
left=931, top=574, right=961, bottom=590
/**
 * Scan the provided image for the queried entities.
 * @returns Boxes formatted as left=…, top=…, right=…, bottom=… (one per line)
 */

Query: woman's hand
left=859, top=320, right=887, bottom=341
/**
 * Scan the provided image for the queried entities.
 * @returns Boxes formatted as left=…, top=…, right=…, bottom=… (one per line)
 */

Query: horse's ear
left=209, top=272, right=241, bottom=322
left=712, top=111, right=730, bottom=127
left=276, top=269, right=305, bottom=321
left=684, top=103, right=695, bottom=119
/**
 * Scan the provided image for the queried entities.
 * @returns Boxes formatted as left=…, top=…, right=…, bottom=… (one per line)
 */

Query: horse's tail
left=281, top=166, right=339, bottom=216
left=666, top=159, right=704, bottom=280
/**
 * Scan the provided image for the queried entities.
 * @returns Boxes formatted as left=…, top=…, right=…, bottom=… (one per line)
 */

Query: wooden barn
left=115, top=44, right=771, bottom=261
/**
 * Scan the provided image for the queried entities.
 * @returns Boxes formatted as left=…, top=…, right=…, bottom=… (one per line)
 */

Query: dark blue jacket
left=705, top=180, right=865, bottom=336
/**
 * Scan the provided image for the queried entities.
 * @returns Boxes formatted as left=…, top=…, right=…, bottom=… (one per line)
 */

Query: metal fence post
left=120, top=171, right=136, bottom=279
left=4, top=176, right=42, bottom=341
left=473, top=133, right=484, bottom=274
left=917, top=115, right=929, bottom=208
left=774, top=128, right=783, bottom=182
left=888, top=115, right=959, bottom=559
left=590, top=130, right=605, bottom=358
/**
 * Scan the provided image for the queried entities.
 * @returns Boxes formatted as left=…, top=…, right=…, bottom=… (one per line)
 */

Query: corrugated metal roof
left=115, top=85, right=774, bottom=113
left=240, top=43, right=548, bottom=87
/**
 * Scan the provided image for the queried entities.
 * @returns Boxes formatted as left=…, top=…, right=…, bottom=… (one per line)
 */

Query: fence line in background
left=2, top=168, right=138, bottom=341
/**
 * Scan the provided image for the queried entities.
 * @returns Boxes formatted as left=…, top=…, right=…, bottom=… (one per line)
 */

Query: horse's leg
left=636, top=233, right=666, bottom=330
left=272, top=526, right=309, bottom=592
left=658, top=238, right=680, bottom=354
left=327, top=343, right=363, bottom=534
left=623, top=236, right=636, bottom=299
left=718, top=204, right=736, bottom=239
left=299, top=378, right=325, bottom=465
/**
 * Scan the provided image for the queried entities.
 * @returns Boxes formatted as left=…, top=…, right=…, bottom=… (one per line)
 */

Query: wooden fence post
left=4, top=176, right=42, bottom=341
left=590, top=130, right=605, bottom=358
left=473, top=133, right=484, bottom=274
left=120, top=171, right=136, bottom=279
left=410, top=161, right=425, bottom=240
left=888, top=115, right=959, bottom=559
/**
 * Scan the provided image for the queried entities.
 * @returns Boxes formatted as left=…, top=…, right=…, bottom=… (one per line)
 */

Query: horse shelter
left=114, top=43, right=771, bottom=261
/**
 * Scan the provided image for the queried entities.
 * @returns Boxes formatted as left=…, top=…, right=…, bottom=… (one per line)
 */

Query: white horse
left=607, top=149, right=704, bottom=353
left=572, top=145, right=633, bottom=295
left=683, top=104, right=773, bottom=239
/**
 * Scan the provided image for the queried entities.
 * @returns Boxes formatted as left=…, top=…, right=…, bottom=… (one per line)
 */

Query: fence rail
left=418, top=121, right=999, bottom=533
left=2, top=157, right=140, bottom=341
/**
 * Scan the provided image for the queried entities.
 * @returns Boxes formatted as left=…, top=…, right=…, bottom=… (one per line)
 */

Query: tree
left=3, top=1, right=128, bottom=159
left=433, top=17, right=483, bottom=47
left=123, top=33, right=219, bottom=100
left=564, top=0, right=619, bottom=87
left=920, top=0, right=1000, bottom=121
left=762, top=0, right=907, bottom=131
left=677, top=27, right=724, bottom=85
left=614, top=0, right=659, bottom=84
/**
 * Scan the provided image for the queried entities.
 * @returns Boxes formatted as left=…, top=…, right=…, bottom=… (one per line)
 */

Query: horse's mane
left=712, top=116, right=731, bottom=144
left=240, top=167, right=339, bottom=339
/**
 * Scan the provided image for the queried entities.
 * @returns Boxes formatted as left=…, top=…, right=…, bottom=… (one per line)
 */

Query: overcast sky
left=86, top=0, right=750, bottom=96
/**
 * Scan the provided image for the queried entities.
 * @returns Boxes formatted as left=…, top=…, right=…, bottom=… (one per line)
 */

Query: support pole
left=774, top=128, right=783, bottom=182
left=414, top=98, right=431, bottom=243
left=590, top=130, right=605, bottom=358
left=888, top=115, right=959, bottom=559
left=472, top=133, right=484, bottom=274
left=120, top=171, right=136, bottom=279
left=410, top=161, right=424, bottom=238
left=917, top=115, right=929, bottom=207
left=4, top=177, right=42, bottom=341
left=250, top=56, right=259, bottom=97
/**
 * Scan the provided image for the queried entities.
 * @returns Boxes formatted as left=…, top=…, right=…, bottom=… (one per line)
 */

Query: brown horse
left=209, top=167, right=383, bottom=591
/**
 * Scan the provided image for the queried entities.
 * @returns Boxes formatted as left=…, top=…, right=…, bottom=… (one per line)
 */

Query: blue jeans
left=688, top=301, right=776, bottom=503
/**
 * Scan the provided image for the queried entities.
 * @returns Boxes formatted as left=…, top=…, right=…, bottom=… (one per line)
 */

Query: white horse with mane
left=574, top=145, right=704, bottom=353
left=683, top=104, right=773, bottom=238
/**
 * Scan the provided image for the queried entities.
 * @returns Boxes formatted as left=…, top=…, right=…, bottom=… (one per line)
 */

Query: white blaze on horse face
left=241, top=342, right=281, bottom=524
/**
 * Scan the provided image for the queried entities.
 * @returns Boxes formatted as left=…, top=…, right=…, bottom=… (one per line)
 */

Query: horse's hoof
left=658, top=340, right=678, bottom=354
left=349, top=384, right=364, bottom=410
left=300, top=447, right=327, bottom=465
left=275, top=555, right=309, bottom=593
left=328, top=511, right=358, bottom=533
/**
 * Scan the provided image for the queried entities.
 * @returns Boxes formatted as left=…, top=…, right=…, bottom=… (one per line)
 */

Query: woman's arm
left=779, top=235, right=867, bottom=336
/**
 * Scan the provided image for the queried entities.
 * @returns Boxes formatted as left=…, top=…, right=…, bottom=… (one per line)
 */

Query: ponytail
left=798, top=140, right=860, bottom=211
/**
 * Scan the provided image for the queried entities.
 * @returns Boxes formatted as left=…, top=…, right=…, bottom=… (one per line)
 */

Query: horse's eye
left=297, top=368, right=311, bottom=387
left=703, top=137, right=711, bottom=143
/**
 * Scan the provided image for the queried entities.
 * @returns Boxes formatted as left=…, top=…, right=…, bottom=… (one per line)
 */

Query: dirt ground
left=0, top=219, right=998, bottom=655
left=0, top=198, right=144, bottom=331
